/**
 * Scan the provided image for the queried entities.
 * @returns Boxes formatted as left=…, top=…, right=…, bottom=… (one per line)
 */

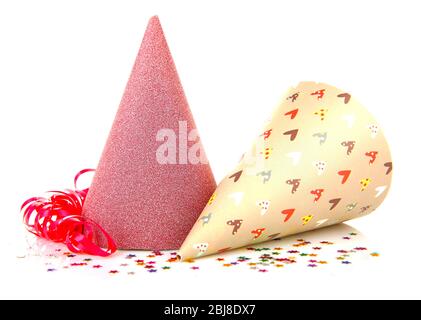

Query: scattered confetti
left=19, top=228, right=380, bottom=275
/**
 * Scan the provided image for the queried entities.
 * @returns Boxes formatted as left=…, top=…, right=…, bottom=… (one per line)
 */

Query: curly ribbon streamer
left=21, top=169, right=117, bottom=257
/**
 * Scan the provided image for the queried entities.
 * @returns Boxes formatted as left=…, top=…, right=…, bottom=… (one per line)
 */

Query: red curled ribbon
left=21, top=169, right=117, bottom=257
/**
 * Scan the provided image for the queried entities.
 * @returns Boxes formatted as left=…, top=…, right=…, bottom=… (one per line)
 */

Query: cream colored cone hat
left=179, top=82, right=392, bottom=260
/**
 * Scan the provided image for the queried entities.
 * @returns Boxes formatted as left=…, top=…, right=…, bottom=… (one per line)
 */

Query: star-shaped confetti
left=70, top=262, right=87, bottom=267
left=320, top=241, right=334, bottom=245
left=36, top=230, right=379, bottom=276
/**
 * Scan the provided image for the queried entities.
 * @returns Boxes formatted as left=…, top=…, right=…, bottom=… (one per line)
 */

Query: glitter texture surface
left=82, top=16, right=216, bottom=250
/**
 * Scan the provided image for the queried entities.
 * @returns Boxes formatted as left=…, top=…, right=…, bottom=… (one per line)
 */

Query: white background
left=0, top=0, right=420, bottom=299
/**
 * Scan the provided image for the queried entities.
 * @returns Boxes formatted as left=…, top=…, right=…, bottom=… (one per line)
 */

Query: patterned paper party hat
left=179, top=82, right=392, bottom=260
left=82, top=16, right=216, bottom=250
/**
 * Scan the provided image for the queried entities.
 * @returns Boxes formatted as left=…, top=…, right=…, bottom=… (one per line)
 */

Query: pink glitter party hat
left=82, top=16, right=216, bottom=250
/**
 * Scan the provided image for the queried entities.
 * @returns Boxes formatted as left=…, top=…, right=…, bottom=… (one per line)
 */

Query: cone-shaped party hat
left=179, top=82, right=392, bottom=260
left=82, top=16, right=216, bottom=250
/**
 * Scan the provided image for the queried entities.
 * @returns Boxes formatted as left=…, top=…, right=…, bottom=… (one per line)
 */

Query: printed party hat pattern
left=82, top=16, right=216, bottom=250
left=179, top=82, right=392, bottom=260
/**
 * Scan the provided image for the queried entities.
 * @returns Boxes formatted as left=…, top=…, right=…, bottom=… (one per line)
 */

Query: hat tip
left=149, top=15, right=160, bottom=24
